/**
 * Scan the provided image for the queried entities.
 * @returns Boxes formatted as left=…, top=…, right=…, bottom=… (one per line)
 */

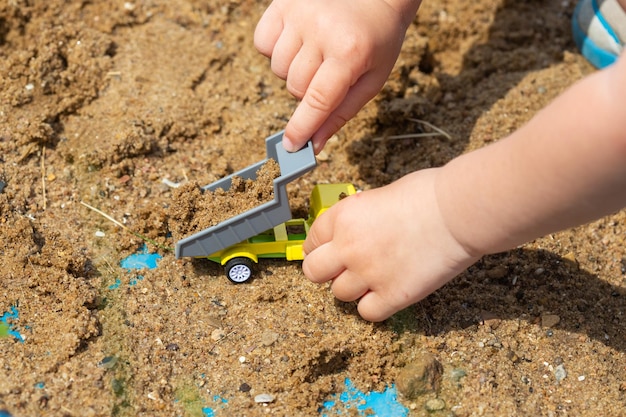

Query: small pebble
left=95, top=230, right=106, bottom=237
left=316, top=150, right=330, bottom=162
left=562, top=251, right=578, bottom=265
left=239, top=383, right=251, bottom=392
left=449, top=368, right=467, bottom=383
left=424, top=398, right=446, bottom=412
left=98, top=356, right=118, bottom=369
left=254, top=393, right=275, bottom=403
left=260, top=331, right=279, bottom=347
left=210, top=328, right=225, bottom=341
left=578, top=375, right=585, bottom=381
left=0, top=181, right=6, bottom=193
left=555, top=364, right=567, bottom=382
left=396, top=352, right=443, bottom=400
left=541, top=314, right=560, bottom=328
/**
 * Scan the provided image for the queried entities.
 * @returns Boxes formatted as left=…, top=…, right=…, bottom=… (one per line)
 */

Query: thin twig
left=408, top=117, right=452, bottom=141
left=209, top=329, right=237, bottom=353
left=372, top=132, right=446, bottom=142
left=372, top=118, right=452, bottom=142
left=80, top=201, right=173, bottom=252
left=80, top=201, right=128, bottom=229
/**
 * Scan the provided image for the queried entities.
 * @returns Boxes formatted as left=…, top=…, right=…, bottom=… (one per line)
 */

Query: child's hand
left=302, top=169, right=480, bottom=322
left=254, top=0, right=414, bottom=153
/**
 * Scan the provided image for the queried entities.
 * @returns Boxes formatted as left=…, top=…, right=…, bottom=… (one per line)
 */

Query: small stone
left=507, top=350, right=521, bottom=364
left=0, top=181, right=6, bottom=193
left=98, top=356, right=118, bottom=369
left=316, top=150, right=330, bottom=162
left=260, top=331, right=279, bottom=347
left=562, top=252, right=578, bottom=267
left=480, top=311, right=501, bottom=330
left=541, top=314, right=561, bottom=328
left=95, top=230, right=106, bottom=237
left=449, top=368, right=467, bottom=383
left=239, top=383, right=251, bottom=392
left=578, top=375, right=586, bottom=381
left=396, top=352, right=443, bottom=400
left=554, top=364, right=567, bottom=382
left=424, top=398, right=446, bottom=412
left=210, top=328, right=225, bottom=341
left=254, top=393, right=275, bottom=403
left=165, top=343, right=179, bottom=351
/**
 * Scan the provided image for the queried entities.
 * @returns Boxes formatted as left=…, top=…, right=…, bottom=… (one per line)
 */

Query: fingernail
left=282, top=136, right=298, bottom=152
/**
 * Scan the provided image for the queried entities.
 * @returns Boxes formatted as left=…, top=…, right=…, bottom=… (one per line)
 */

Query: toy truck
left=204, top=182, right=355, bottom=283
left=174, top=130, right=356, bottom=283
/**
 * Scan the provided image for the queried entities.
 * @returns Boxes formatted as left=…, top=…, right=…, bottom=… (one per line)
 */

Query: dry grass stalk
left=80, top=201, right=173, bottom=251
left=372, top=118, right=451, bottom=142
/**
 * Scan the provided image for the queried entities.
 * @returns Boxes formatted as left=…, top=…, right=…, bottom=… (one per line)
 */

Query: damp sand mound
left=169, top=159, right=280, bottom=240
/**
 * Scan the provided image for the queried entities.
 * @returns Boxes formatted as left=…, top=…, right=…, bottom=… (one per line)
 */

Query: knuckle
left=270, top=57, right=288, bottom=79
left=286, top=79, right=305, bottom=100
left=304, top=85, right=334, bottom=113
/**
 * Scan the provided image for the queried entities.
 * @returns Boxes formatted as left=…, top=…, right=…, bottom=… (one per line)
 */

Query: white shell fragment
left=254, top=393, right=275, bottom=403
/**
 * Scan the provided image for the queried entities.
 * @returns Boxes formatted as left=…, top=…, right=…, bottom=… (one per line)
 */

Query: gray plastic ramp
left=175, top=131, right=316, bottom=258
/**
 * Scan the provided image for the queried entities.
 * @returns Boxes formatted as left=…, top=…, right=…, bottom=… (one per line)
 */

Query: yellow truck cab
left=207, top=183, right=356, bottom=283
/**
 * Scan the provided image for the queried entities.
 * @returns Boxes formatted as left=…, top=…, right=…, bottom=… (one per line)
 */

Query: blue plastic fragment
left=108, top=278, right=122, bottom=290
left=320, top=378, right=408, bottom=417
left=202, top=395, right=229, bottom=417
left=120, top=244, right=162, bottom=270
left=1, top=306, right=24, bottom=343
left=109, top=245, right=162, bottom=290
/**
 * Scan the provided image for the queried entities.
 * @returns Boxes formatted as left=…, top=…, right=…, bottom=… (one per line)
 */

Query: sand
left=168, top=158, right=280, bottom=240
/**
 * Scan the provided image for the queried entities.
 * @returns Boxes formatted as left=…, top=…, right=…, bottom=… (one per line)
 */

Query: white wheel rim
left=229, top=264, right=251, bottom=282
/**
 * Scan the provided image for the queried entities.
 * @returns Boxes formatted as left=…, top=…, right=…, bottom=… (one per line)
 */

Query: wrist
left=433, top=160, right=488, bottom=259
left=382, top=0, right=422, bottom=28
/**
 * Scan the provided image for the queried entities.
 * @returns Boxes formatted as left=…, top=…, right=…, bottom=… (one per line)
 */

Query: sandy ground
left=1, top=0, right=625, bottom=416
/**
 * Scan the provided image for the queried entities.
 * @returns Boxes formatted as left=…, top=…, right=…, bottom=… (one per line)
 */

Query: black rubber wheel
left=224, top=257, right=254, bottom=283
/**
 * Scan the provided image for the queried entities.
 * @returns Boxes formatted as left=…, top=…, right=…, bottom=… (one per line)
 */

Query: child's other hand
left=302, top=170, right=480, bottom=322
left=254, top=0, right=410, bottom=153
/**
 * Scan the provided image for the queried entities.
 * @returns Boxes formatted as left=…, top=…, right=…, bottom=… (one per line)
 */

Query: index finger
left=284, top=58, right=353, bottom=150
